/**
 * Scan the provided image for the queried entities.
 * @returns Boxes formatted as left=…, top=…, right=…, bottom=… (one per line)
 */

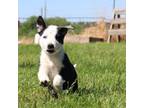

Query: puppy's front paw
left=40, top=80, right=48, bottom=87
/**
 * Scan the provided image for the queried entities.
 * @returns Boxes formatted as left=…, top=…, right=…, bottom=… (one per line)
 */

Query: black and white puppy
left=35, top=16, right=78, bottom=98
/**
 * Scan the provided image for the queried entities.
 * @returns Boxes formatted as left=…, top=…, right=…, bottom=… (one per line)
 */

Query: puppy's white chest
left=47, top=60, right=62, bottom=79
left=40, top=52, right=63, bottom=80
left=48, top=61, right=62, bottom=74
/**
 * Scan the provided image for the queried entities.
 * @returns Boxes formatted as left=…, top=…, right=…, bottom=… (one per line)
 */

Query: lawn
left=18, top=42, right=126, bottom=108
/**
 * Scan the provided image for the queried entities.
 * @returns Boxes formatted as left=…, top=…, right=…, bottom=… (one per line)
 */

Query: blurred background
left=18, top=0, right=126, bottom=44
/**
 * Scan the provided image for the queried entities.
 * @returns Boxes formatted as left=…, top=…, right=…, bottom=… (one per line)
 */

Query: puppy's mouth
left=46, top=49, right=55, bottom=53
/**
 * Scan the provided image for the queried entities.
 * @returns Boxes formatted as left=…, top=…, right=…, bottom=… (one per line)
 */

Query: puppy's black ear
left=36, top=16, right=46, bottom=35
left=58, top=27, right=68, bottom=37
left=56, top=27, right=68, bottom=44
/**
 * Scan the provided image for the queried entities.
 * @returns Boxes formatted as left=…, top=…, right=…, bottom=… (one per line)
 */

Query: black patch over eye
left=55, top=27, right=68, bottom=44
left=56, top=34, right=63, bottom=44
left=43, top=36, right=47, bottom=39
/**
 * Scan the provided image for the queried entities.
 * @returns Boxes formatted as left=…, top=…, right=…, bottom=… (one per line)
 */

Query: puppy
left=35, top=16, right=78, bottom=98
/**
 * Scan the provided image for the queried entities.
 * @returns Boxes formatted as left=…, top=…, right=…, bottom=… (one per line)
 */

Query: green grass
left=18, top=42, right=126, bottom=108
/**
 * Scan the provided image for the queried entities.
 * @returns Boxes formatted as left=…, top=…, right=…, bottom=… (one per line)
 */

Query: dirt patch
left=18, top=37, right=34, bottom=45
left=18, top=35, right=104, bottom=45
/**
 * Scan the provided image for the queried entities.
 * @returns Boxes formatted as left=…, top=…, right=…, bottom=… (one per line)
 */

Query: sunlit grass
left=18, top=42, right=126, bottom=108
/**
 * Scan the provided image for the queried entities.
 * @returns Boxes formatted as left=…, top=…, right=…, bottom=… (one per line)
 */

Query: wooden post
left=107, top=9, right=126, bottom=43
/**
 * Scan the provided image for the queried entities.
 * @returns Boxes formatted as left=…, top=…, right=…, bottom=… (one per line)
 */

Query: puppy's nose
left=48, top=44, right=54, bottom=49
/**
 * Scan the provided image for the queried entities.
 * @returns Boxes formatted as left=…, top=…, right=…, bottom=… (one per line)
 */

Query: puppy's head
left=36, top=16, right=68, bottom=55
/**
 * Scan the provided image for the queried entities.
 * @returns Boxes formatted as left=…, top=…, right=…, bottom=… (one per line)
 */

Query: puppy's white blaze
left=43, top=25, right=58, bottom=41
left=53, top=75, right=65, bottom=91
left=34, top=33, right=40, bottom=44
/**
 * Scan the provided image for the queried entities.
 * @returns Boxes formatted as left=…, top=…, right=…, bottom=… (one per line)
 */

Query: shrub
left=45, top=17, right=70, bottom=26
left=18, top=16, right=86, bottom=37
left=19, top=16, right=37, bottom=37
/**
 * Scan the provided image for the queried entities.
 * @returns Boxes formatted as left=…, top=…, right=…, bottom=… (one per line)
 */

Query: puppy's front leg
left=38, top=65, right=50, bottom=87
left=38, top=65, right=58, bottom=98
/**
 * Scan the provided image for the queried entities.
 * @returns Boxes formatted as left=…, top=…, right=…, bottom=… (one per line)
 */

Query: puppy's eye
left=43, top=36, right=47, bottom=39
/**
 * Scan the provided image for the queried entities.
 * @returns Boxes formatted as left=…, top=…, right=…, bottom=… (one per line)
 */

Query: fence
left=18, top=17, right=111, bottom=23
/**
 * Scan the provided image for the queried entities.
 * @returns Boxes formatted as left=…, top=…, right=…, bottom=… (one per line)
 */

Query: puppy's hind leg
left=53, top=74, right=64, bottom=91
left=69, top=79, right=78, bottom=93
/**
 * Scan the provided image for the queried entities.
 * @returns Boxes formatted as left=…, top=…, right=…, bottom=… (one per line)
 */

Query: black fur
left=37, top=16, right=46, bottom=36
left=56, top=27, right=68, bottom=44
left=37, top=16, right=46, bottom=28
left=59, top=53, right=78, bottom=92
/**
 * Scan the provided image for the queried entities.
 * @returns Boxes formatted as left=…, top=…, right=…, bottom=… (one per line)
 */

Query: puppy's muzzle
left=47, top=44, right=55, bottom=53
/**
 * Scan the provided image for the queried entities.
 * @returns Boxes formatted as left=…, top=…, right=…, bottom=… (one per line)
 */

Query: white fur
left=38, top=49, right=64, bottom=78
left=73, top=64, right=77, bottom=68
left=53, top=74, right=65, bottom=91
left=34, top=33, right=40, bottom=44
left=36, top=24, right=43, bottom=33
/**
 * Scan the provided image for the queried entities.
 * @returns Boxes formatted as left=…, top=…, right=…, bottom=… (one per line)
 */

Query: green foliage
left=19, top=16, right=86, bottom=38
left=71, top=22, right=85, bottom=34
left=18, top=43, right=126, bottom=108
left=45, top=17, right=70, bottom=26
left=19, top=16, right=37, bottom=37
